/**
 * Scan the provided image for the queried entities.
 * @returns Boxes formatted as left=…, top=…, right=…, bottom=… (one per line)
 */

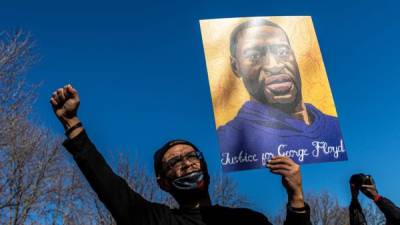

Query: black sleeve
left=349, top=199, right=367, bottom=225
left=284, top=203, right=312, bottom=225
left=220, top=207, right=273, bottom=225
left=375, top=197, right=400, bottom=224
left=63, top=130, right=171, bottom=225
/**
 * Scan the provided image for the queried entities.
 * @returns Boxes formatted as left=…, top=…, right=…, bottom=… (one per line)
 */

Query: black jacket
left=63, top=130, right=312, bottom=225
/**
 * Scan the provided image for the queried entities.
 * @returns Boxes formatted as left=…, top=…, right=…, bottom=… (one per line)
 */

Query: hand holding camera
left=350, top=173, right=379, bottom=200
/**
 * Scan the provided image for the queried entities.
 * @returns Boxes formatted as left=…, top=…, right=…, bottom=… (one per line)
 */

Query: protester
left=50, top=84, right=312, bottom=225
left=349, top=173, right=400, bottom=225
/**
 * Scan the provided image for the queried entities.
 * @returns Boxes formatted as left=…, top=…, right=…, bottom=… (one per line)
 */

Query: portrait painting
left=200, top=16, right=348, bottom=172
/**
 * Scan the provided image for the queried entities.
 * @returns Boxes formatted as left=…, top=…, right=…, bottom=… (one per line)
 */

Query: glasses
left=163, top=151, right=203, bottom=171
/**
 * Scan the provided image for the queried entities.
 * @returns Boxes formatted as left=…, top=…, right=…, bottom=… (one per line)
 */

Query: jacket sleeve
left=349, top=199, right=367, bottom=225
left=284, top=203, right=312, bottom=225
left=63, top=130, right=170, bottom=225
left=375, top=197, right=400, bottom=224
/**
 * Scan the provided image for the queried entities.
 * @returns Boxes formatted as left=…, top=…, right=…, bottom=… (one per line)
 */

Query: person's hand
left=50, top=84, right=82, bottom=137
left=361, top=183, right=379, bottom=200
left=267, top=156, right=305, bottom=208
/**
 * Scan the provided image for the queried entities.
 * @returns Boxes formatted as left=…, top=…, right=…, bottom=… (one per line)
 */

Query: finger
left=272, top=155, right=287, bottom=160
left=52, top=91, right=63, bottom=105
left=60, top=88, right=67, bottom=101
left=56, top=88, right=66, bottom=102
left=270, top=169, right=291, bottom=177
left=50, top=97, right=58, bottom=107
left=63, top=85, right=70, bottom=99
left=361, top=185, right=375, bottom=190
left=276, top=156, right=297, bottom=165
left=268, top=157, right=288, bottom=164
left=267, top=164, right=291, bottom=171
left=66, top=84, right=79, bottom=99
left=268, top=157, right=294, bottom=166
left=51, top=91, right=58, bottom=101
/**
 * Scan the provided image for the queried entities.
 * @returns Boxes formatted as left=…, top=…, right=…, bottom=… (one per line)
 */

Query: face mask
left=171, top=171, right=206, bottom=190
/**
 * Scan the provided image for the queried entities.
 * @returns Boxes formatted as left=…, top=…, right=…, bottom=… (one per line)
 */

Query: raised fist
left=50, top=84, right=80, bottom=128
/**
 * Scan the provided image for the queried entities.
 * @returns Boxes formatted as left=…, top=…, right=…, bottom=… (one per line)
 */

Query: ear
left=230, top=56, right=241, bottom=78
left=157, top=176, right=172, bottom=192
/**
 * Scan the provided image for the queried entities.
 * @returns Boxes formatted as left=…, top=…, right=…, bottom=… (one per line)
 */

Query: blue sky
left=2, top=0, right=400, bottom=217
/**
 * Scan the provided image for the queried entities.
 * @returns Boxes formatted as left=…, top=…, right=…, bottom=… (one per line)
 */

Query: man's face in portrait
left=231, top=24, right=302, bottom=111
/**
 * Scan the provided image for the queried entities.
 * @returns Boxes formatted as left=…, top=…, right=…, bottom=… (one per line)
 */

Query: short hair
left=230, top=18, right=290, bottom=57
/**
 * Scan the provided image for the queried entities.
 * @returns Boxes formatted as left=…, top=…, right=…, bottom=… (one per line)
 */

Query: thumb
left=361, top=184, right=375, bottom=189
left=66, top=84, right=79, bottom=98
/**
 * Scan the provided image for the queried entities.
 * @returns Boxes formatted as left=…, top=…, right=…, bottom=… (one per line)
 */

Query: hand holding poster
left=200, top=16, right=348, bottom=172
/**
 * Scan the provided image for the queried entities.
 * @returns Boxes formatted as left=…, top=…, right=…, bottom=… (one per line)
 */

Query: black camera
left=350, top=173, right=374, bottom=189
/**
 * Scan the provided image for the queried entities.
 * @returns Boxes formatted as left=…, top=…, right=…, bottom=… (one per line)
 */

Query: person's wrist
left=289, top=191, right=305, bottom=208
left=373, top=194, right=382, bottom=202
left=369, top=191, right=379, bottom=200
left=287, top=203, right=308, bottom=214
left=62, top=117, right=80, bottom=130
left=62, top=117, right=84, bottom=139
left=67, top=126, right=83, bottom=139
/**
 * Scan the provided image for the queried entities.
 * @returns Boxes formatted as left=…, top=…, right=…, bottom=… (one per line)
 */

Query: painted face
left=233, top=25, right=302, bottom=108
left=161, top=144, right=202, bottom=178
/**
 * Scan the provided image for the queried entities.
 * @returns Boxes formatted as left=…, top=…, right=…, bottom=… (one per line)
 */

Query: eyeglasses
left=163, top=151, right=203, bottom=171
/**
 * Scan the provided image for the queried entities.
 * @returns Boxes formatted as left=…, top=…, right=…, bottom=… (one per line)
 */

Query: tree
left=210, top=173, right=250, bottom=208
left=0, top=30, right=93, bottom=225
left=306, top=192, right=348, bottom=225
left=273, top=192, right=347, bottom=225
left=362, top=201, right=386, bottom=225
left=0, top=29, right=251, bottom=225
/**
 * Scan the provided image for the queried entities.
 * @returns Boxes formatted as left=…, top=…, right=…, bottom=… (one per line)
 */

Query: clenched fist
left=50, top=84, right=82, bottom=138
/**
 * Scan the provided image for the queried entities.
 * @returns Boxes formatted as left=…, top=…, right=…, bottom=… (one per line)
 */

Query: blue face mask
left=171, top=171, right=206, bottom=190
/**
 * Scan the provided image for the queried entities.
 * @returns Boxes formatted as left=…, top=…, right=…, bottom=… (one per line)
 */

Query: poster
left=200, top=16, right=348, bottom=172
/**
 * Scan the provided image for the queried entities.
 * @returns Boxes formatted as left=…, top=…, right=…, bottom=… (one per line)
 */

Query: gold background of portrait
left=200, top=16, right=338, bottom=128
